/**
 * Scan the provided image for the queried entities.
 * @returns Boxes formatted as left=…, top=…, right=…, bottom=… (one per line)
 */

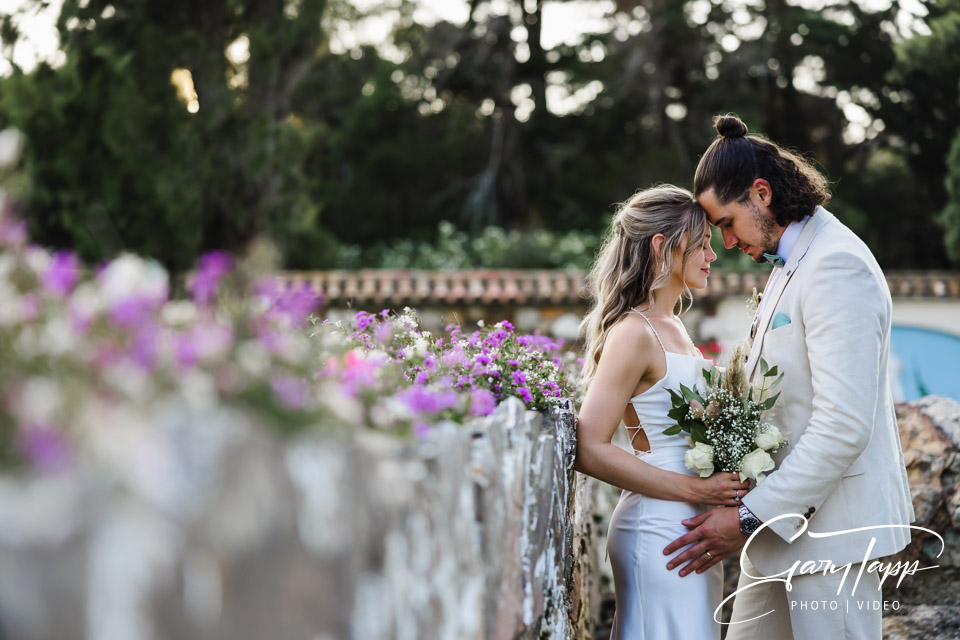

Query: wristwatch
left=738, top=504, right=761, bottom=536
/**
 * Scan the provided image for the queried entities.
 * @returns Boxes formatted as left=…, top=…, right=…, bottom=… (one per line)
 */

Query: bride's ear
left=651, top=233, right=666, bottom=259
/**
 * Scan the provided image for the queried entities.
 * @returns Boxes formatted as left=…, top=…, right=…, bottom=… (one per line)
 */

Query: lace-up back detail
left=624, top=309, right=709, bottom=456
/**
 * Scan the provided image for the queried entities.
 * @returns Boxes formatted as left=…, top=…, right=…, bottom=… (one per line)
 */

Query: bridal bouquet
left=664, top=342, right=787, bottom=483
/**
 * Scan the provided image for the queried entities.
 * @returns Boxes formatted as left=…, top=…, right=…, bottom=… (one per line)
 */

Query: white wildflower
left=99, top=253, right=169, bottom=306
left=236, top=340, right=270, bottom=377
left=161, top=300, right=198, bottom=327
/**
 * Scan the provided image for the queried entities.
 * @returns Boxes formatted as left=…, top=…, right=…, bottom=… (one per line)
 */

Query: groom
left=662, top=114, right=915, bottom=639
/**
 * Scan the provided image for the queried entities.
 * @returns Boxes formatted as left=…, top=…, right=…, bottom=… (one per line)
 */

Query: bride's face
left=678, top=228, right=717, bottom=290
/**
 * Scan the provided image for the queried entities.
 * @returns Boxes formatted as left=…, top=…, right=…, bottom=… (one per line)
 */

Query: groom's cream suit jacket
left=739, top=206, right=915, bottom=576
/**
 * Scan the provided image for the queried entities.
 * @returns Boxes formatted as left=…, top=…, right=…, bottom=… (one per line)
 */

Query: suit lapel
left=745, top=207, right=834, bottom=379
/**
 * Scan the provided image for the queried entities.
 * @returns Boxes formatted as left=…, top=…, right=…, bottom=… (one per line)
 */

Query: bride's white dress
left=607, top=313, right=723, bottom=639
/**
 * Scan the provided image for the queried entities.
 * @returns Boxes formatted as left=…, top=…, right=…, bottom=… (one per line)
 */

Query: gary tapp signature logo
left=714, top=513, right=945, bottom=625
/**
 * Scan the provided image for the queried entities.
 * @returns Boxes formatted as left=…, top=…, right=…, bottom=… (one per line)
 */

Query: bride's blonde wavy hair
left=580, top=185, right=707, bottom=386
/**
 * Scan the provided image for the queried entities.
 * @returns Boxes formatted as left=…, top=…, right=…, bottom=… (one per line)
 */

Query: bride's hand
left=691, top=473, right=750, bottom=506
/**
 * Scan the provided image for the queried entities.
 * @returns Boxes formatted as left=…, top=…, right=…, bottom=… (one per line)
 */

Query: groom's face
left=698, top=182, right=784, bottom=263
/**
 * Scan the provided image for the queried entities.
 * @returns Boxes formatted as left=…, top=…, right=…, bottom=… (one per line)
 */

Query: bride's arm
left=575, top=320, right=746, bottom=506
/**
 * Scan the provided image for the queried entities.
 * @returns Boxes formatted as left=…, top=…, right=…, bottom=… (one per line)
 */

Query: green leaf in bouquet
left=690, top=423, right=708, bottom=443
left=771, top=371, right=784, bottom=388
left=679, top=383, right=706, bottom=405
left=702, top=367, right=716, bottom=387
left=668, top=388, right=685, bottom=406
left=759, top=357, right=769, bottom=376
left=667, top=405, right=689, bottom=422
left=760, top=391, right=781, bottom=410
left=747, top=386, right=753, bottom=401
left=764, top=365, right=779, bottom=378
left=663, top=425, right=684, bottom=436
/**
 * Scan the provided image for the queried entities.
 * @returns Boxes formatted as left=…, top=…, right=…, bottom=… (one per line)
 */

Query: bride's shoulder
left=605, top=313, right=660, bottom=354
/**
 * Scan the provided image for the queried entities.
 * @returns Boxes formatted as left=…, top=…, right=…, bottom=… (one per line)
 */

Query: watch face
left=741, top=516, right=761, bottom=535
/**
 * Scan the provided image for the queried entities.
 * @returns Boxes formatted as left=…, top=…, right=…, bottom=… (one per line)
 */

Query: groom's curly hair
left=694, top=114, right=831, bottom=226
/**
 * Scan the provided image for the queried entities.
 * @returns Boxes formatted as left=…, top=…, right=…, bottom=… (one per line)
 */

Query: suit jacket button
left=794, top=521, right=803, bottom=531
left=808, top=507, right=815, bottom=514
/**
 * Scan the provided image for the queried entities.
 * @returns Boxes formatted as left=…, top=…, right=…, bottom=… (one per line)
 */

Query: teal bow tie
left=763, top=253, right=785, bottom=267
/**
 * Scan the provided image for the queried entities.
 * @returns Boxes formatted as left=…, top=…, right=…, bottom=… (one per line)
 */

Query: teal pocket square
left=772, top=312, right=791, bottom=330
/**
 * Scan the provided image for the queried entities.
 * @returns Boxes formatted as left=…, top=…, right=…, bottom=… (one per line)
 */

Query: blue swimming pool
left=890, top=326, right=960, bottom=402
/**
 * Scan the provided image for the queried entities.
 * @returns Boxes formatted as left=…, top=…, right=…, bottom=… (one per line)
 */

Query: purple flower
left=272, top=374, right=308, bottom=410
left=379, top=309, right=390, bottom=318
left=175, top=321, right=234, bottom=369
left=108, top=296, right=160, bottom=328
left=189, top=251, right=234, bottom=305
left=398, top=386, right=460, bottom=415
left=475, top=354, right=491, bottom=366
left=129, top=322, right=161, bottom=370
left=516, top=387, right=533, bottom=403
left=442, top=350, right=468, bottom=368
left=355, top=310, right=374, bottom=330
left=470, top=389, right=497, bottom=416
left=413, top=421, right=433, bottom=438
left=499, top=321, right=514, bottom=332
left=512, top=370, right=527, bottom=386
left=0, top=217, right=28, bottom=248
left=375, top=321, right=393, bottom=344
left=42, top=251, right=80, bottom=297
left=18, top=425, right=72, bottom=473
left=255, top=278, right=322, bottom=329
left=507, top=359, right=520, bottom=367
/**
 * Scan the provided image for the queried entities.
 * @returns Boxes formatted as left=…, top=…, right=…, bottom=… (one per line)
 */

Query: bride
left=574, top=185, right=749, bottom=639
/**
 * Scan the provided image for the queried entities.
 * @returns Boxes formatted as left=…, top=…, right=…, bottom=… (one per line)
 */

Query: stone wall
left=881, top=396, right=960, bottom=639
left=0, top=397, right=597, bottom=640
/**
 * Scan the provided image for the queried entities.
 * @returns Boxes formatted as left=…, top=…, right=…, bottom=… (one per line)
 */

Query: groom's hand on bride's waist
left=663, top=507, right=746, bottom=577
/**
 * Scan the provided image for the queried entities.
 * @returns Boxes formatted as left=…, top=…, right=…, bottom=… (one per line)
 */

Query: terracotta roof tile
left=250, top=270, right=960, bottom=308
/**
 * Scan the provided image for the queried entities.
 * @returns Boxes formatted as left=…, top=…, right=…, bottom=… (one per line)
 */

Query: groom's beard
left=747, top=200, right=781, bottom=261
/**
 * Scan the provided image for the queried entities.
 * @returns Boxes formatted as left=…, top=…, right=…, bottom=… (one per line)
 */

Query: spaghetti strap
left=626, top=308, right=666, bottom=357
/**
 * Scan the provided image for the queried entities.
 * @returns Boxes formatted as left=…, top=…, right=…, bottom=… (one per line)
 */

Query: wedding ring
left=735, top=489, right=741, bottom=501
left=704, top=551, right=714, bottom=559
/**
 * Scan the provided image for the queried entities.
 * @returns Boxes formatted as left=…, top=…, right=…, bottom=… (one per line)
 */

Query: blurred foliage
left=0, top=0, right=958, bottom=271
left=336, top=219, right=760, bottom=271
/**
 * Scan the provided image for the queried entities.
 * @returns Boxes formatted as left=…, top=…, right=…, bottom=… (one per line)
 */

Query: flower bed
left=0, top=166, right=583, bottom=469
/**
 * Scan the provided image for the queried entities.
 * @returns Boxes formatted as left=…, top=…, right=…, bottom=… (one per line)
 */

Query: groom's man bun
left=715, top=114, right=748, bottom=139
left=694, top=113, right=830, bottom=226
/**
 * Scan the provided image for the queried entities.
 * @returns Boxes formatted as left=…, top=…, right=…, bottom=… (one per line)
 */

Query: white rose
left=684, top=442, right=715, bottom=478
left=739, top=448, right=776, bottom=483
left=755, top=425, right=785, bottom=451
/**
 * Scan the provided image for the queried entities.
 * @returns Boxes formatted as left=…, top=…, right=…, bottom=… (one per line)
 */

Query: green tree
left=0, top=0, right=333, bottom=270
